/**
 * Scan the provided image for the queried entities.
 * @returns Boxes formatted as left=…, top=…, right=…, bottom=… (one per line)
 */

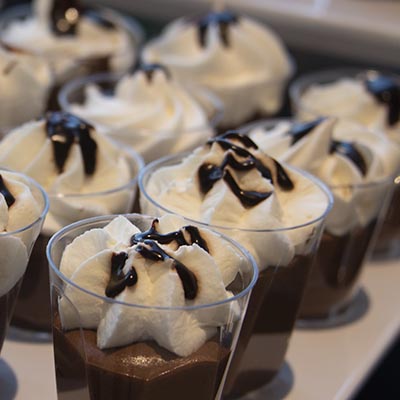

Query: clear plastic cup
left=47, top=213, right=258, bottom=400
left=0, top=170, right=49, bottom=353
left=0, top=3, right=144, bottom=110
left=11, top=145, right=144, bottom=335
left=58, top=72, right=224, bottom=163
left=237, top=118, right=395, bottom=322
left=138, top=154, right=333, bottom=396
left=289, top=68, right=400, bottom=258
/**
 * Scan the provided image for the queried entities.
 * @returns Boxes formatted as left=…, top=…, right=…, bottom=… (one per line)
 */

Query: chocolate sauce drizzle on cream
left=330, top=140, right=367, bottom=176
left=285, top=119, right=368, bottom=176
left=106, top=252, right=138, bottom=298
left=195, top=10, right=239, bottom=48
left=45, top=111, right=97, bottom=175
left=199, top=132, right=294, bottom=207
left=288, top=118, right=325, bottom=145
left=134, top=63, right=171, bottom=83
left=106, top=219, right=208, bottom=299
left=364, top=75, right=400, bottom=127
left=0, top=174, right=15, bottom=207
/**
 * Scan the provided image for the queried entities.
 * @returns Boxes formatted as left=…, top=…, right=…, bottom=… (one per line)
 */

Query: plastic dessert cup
left=58, top=72, right=224, bottom=163
left=138, top=154, right=333, bottom=396
left=0, top=170, right=49, bottom=353
left=299, top=176, right=394, bottom=322
left=289, top=68, right=400, bottom=258
left=0, top=3, right=143, bottom=111
left=238, top=118, right=396, bottom=323
left=47, top=213, right=258, bottom=400
left=11, top=146, right=144, bottom=335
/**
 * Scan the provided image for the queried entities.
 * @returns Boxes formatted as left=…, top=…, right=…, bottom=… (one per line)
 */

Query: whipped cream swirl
left=0, top=46, right=52, bottom=132
left=143, top=10, right=293, bottom=126
left=59, top=214, right=244, bottom=356
left=0, top=112, right=138, bottom=233
left=298, top=72, right=400, bottom=144
left=69, top=64, right=214, bottom=163
left=1, top=0, right=136, bottom=83
left=248, top=117, right=400, bottom=235
left=0, top=171, right=44, bottom=297
left=141, top=132, right=330, bottom=269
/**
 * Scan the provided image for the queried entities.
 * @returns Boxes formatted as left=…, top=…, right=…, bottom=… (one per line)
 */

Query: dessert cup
left=142, top=9, right=294, bottom=130
left=139, top=152, right=333, bottom=396
left=299, top=178, right=393, bottom=321
left=47, top=213, right=258, bottom=400
left=58, top=71, right=224, bottom=163
left=0, top=2, right=143, bottom=110
left=11, top=144, right=144, bottom=335
left=289, top=68, right=400, bottom=258
left=0, top=170, right=49, bottom=353
left=240, top=117, right=396, bottom=322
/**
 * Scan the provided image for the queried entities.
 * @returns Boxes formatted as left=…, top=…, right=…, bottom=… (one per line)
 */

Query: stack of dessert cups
left=289, top=68, right=400, bottom=259
left=241, top=116, right=399, bottom=323
left=57, top=62, right=224, bottom=164
left=0, top=169, right=49, bottom=353
left=0, top=111, right=144, bottom=336
left=0, top=0, right=143, bottom=111
left=138, top=132, right=333, bottom=397
left=46, top=212, right=259, bottom=400
left=141, top=6, right=295, bottom=131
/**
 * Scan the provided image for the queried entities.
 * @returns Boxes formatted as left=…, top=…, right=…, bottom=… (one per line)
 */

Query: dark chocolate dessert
left=53, top=318, right=230, bottom=400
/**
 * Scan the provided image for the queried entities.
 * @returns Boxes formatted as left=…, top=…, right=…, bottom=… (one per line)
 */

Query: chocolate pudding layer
left=53, top=320, right=230, bottom=400
left=0, top=278, right=23, bottom=353
left=11, top=234, right=51, bottom=332
left=374, top=184, right=400, bottom=255
left=300, top=221, right=377, bottom=318
left=224, top=254, right=312, bottom=397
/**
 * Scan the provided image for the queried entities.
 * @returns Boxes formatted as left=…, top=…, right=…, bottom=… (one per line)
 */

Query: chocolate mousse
left=53, top=317, right=230, bottom=400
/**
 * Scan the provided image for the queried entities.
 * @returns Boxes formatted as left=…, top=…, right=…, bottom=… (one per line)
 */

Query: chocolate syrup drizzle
left=287, top=118, right=325, bottom=145
left=364, top=74, right=400, bottom=127
left=106, top=218, right=209, bottom=300
left=199, top=132, right=294, bottom=207
left=0, top=174, right=15, bottom=208
left=330, top=140, right=367, bottom=176
left=134, top=62, right=171, bottom=83
left=50, top=0, right=82, bottom=36
left=45, top=112, right=97, bottom=175
left=285, top=118, right=368, bottom=176
left=106, top=252, right=138, bottom=298
left=195, top=10, right=239, bottom=48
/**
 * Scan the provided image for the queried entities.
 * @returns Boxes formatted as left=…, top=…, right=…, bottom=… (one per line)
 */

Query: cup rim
left=57, top=71, right=225, bottom=134
left=289, top=67, right=400, bottom=119
left=46, top=213, right=259, bottom=311
left=0, top=169, right=49, bottom=237
left=0, top=3, right=144, bottom=60
left=138, top=151, right=334, bottom=233
left=238, top=116, right=396, bottom=190
left=47, top=140, right=144, bottom=199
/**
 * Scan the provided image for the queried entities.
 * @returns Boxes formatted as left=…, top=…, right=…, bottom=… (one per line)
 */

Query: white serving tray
left=1, top=257, right=399, bottom=400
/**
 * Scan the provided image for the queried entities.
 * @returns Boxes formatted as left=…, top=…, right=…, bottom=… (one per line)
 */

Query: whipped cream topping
left=143, top=10, right=293, bottom=126
left=58, top=214, right=244, bottom=356
left=0, top=112, right=138, bottom=234
left=298, top=73, right=400, bottom=144
left=1, top=0, right=136, bottom=82
left=141, top=132, right=330, bottom=269
left=248, top=117, right=400, bottom=235
left=0, top=46, right=52, bottom=132
left=0, top=171, right=44, bottom=297
left=69, top=64, right=214, bottom=163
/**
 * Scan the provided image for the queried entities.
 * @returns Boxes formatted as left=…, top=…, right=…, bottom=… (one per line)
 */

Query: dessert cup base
left=296, top=287, right=369, bottom=329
